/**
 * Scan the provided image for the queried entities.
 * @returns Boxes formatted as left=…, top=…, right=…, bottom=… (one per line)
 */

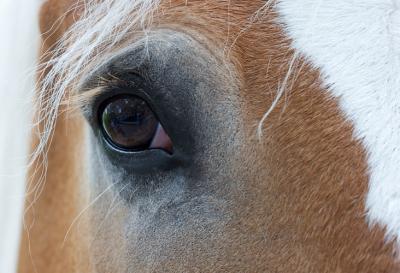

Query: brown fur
left=19, top=1, right=400, bottom=272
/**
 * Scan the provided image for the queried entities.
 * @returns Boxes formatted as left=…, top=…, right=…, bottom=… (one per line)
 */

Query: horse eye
left=100, top=95, right=173, bottom=153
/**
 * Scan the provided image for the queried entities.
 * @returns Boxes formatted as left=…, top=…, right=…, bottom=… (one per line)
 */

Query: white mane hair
left=0, top=0, right=42, bottom=273
left=30, top=0, right=161, bottom=207
left=35, top=0, right=160, bottom=151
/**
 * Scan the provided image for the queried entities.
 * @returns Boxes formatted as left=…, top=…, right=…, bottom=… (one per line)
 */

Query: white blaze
left=0, top=0, right=41, bottom=272
left=277, top=0, right=400, bottom=246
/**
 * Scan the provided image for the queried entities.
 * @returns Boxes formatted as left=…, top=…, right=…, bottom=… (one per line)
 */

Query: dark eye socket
left=100, top=95, right=172, bottom=153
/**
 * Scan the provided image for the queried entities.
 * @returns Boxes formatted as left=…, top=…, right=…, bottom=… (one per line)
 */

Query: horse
left=12, top=0, right=400, bottom=272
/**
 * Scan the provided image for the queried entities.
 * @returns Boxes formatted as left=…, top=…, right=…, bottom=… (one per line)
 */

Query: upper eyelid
left=59, top=86, right=105, bottom=116
left=76, top=76, right=156, bottom=125
left=73, top=72, right=144, bottom=111
left=78, top=69, right=148, bottom=100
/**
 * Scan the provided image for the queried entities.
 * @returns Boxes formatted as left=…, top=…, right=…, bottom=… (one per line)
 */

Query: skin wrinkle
left=18, top=1, right=400, bottom=273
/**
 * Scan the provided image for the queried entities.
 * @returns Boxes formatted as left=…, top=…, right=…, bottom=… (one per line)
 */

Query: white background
left=0, top=0, right=41, bottom=272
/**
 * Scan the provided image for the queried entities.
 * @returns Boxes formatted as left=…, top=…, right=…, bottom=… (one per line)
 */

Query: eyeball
left=100, top=95, right=172, bottom=153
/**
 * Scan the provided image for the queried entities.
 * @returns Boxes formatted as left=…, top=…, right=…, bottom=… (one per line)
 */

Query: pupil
left=101, top=96, right=159, bottom=150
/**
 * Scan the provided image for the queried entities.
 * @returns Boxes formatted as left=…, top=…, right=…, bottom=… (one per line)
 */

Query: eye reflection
left=101, top=96, right=159, bottom=150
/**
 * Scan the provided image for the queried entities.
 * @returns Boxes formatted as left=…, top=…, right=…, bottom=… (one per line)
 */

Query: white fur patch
left=276, top=0, right=400, bottom=246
